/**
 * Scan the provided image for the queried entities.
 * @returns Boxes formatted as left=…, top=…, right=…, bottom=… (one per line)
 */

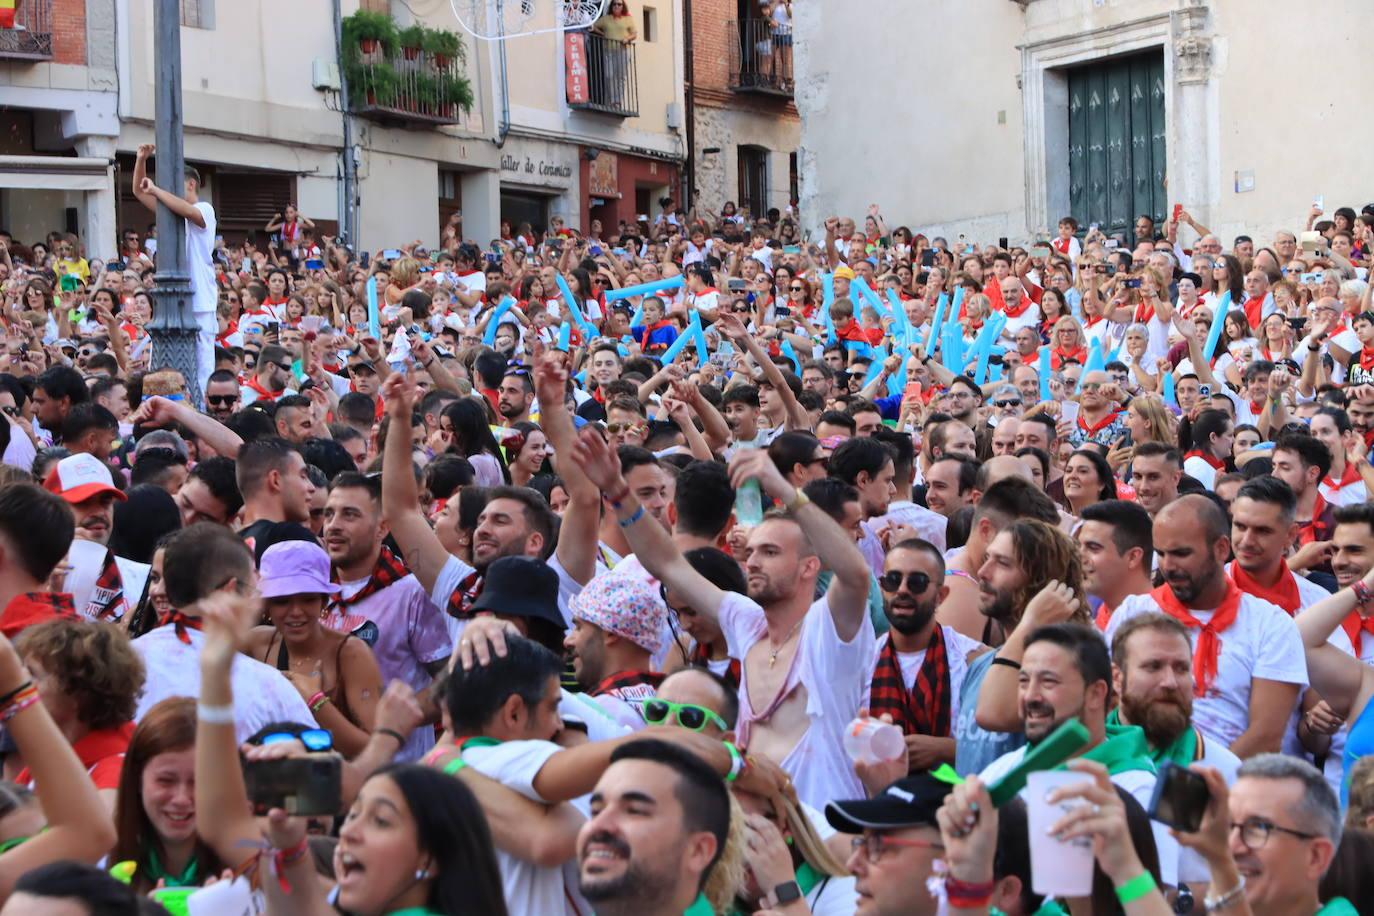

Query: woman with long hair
left=1209, top=254, right=1245, bottom=307
left=1038, top=286, right=1070, bottom=341
left=502, top=420, right=548, bottom=487
left=1049, top=315, right=1088, bottom=370
left=1178, top=407, right=1234, bottom=490
left=730, top=782, right=854, bottom=914
left=440, top=398, right=510, bottom=486
left=385, top=258, right=421, bottom=308
left=110, top=697, right=225, bottom=894
left=1126, top=394, right=1174, bottom=446
left=1258, top=310, right=1294, bottom=362
left=1061, top=448, right=1117, bottom=515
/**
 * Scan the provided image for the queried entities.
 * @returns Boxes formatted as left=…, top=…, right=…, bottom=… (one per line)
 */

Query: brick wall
left=690, top=0, right=734, bottom=94
left=52, top=0, right=87, bottom=66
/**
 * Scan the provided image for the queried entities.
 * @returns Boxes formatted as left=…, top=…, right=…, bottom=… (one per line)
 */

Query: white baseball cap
left=44, top=453, right=127, bottom=504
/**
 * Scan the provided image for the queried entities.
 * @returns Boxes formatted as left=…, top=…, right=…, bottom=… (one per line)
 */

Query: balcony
left=347, top=54, right=471, bottom=127
left=566, top=31, right=639, bottom=118
left=728, top=19, right=792, bottom=97
left=0, top=0, right=53, bottom=61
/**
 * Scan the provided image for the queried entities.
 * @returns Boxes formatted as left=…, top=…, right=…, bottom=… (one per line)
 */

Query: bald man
left=1103, top=495, right=1307, bottom=758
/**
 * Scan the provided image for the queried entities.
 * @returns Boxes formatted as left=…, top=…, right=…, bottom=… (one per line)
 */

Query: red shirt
left=0, top=592, right=77, bottom=639
left=17, top=721, right=134, bottom=790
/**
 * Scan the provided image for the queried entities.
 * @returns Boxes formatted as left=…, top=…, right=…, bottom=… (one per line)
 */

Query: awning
left=0, top=156, right=110, bottom=191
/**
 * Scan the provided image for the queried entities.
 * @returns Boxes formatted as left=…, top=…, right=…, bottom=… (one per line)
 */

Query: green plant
left=341, top=9, right=397, bottom=56
left=413, top=72, right=439, bottom=110
left=349, top=60, right=399, bottom=108
left=437, top=71, right=475, bottom=113
left=423, top=28, right=464, bottom=64
left=397, top=23, right=427, bottom=58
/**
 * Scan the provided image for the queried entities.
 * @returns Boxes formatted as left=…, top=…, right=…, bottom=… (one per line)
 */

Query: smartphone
left=1032, top=246, right=1053, bottom=262
left=1104, top=263, right=1118, bottom=276
left=304, top=258, right=324, bottom=270
left=589, top=244, right=604, bottom=257
left=382, top=249, right=403, bottom=260
left=300, top=315, right=323, bottom=334
left=266, top=321, right=281, bottom=334
left=548, top=239, right=563, bottom=252
left=727, top=278, right=748, bottom=291
left=904, top=381, right=923, bottom=403
left=1147, top=760, right=1210, bottom=833
left=1301, top=271, right=1322, bottom=284
left=244, top=755, right=342, bottom=817
left=1104, top=239, right=1119, bottom=250
left=1300, top=231, right=1322, bottom=252
left=360, top=251, right=371, bottom=269
left=920, top=249, right=937, bottom=268
left=783, top=245, right=801, bottom=255
left=214, top=235, right=225, bottom=246
left=1199, top=383, right=1211, bottom=398
left=484, top=253, right=500, bottom=265
left=998, top=236, right=1009, bottom=250
left=1124, top=278, right=1142, bottom=289
left=1061, top=401, right=1080, bottom=423
left=1287, top=317, right=1307, bottom=332
left=1314, top=195, right=1325, bottom=212
left=1171, top=203, right=1183, bottom=223
left=1089, top=222, right=1100, bottom=232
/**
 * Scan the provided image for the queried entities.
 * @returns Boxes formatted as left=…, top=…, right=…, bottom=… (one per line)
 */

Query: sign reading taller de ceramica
left=500, top=139, right=577, bottom=192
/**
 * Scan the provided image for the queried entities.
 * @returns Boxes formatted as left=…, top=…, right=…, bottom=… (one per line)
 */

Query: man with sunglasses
left=865, top=539, right=984, bottom=776
left=823, top=773, right=952, bottom=916
left=239, top=344, right=295, bottom=406
left=202, top=370, right=241, bottom=423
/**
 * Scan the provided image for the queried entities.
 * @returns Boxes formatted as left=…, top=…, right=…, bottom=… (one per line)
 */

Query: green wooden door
left=1067, top=51, right=1166, bottom=238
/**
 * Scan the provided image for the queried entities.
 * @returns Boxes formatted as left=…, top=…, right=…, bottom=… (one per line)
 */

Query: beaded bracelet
left=1, top=690, right=40, bottom=723
left=1115, top=871, right=1157, bottom=906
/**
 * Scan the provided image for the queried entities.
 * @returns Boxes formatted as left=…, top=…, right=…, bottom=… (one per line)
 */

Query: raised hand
left=728, top=448, right=793, bottom=503
left=381, top=372, right=416, bottom=420
left=570, top=426, right=626, bottom=493
left=1023, top=579, right=1081, bottom=627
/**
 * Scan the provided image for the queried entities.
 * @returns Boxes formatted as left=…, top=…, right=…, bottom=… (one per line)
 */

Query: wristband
left=990, top=656, right=1022, bottom=671
left=605, top=486, right=631, bottom=508
left=945, top=875, right=995, bottom=909
left=197, top=703, right=236, bottom=725
left=618, top=505, right=646, bottom=529
left=310, top=693, right=332, bottom=713
left=269, top=836, right=310, bottom=894
left=307, top=691, right=327, bottom=710
left=0, top=680, right=33, bottom=709
left=723, top=741, right=746, bottom=782
left=377, top=727, right=407, bottom=748
left=0, top=690, right=39, bottom=723
left=1115, top=871, right=1157, bottom=906
left=784, top=489, right=810, bottom=513
left=1353, top=580, right=1374, bottom=611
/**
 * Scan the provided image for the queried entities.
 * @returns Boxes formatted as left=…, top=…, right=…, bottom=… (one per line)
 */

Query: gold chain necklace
left=767, top=617, right=804, bottom=668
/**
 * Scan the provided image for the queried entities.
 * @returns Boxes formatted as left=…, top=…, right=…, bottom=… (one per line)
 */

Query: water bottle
left=735, top=478, right=764, bottom=528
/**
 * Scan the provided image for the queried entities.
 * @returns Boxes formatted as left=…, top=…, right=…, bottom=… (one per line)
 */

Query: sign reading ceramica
left=499, top=142, right=575, bottom=190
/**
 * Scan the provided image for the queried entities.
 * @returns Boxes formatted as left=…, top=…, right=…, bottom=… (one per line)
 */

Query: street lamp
left=146, top=0, right=201, bottom=406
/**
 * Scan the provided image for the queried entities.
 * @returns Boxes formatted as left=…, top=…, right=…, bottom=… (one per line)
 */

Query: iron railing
left=569, top=31, right=639, bottom=118
left=350, top=51, right=469, bottom=127
left=728, top=18, right=792, bottom=96
left=0, top=0, right=54, bottom=60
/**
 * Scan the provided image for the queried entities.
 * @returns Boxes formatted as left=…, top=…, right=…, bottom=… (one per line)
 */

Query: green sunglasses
left=641, top=699, right=728, bottom=732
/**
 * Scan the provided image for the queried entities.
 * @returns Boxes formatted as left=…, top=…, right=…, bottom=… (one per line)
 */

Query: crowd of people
left=1, top=161, right=1374, bottom=916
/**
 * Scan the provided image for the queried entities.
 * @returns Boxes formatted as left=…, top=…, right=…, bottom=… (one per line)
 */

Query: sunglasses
left=206, top=394, right=237, bottom=406
left=878, top=570, right=933, bottom=594
left=605, top=422, right=642, bottom=435
left=0, top=406, right=18, bottom=418
left=642, top=699, right=728, bottom=732
left=261, top=728, right=333, bottom=752
left=992, top=399, right=1021, bottom=409
left=790, top=285, right=804, bottom=292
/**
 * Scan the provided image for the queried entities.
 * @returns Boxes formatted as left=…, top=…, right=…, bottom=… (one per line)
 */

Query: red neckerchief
left=1179, top=300, right=1202, bottom=319
left=592, top=670, right=666, bottom=697
left=263, top=296, right=289, bottom=308
left=1134, top=302, right=1156, bottom=324
left=88, top=549, right=125, bottom=621
left=16, top=720, right=134, bottom=788
left=1229, top=562, right=1301, bottom=616
left=1342, top=611, right=1374, bottom=658
left=216, top=319, right=239, bottom=346
left=1298, top=492, right=1332, bottom=546
left=244, top=376, right=282, bottom=403
left=1248, top=400, right=1264, bottom=415
left=1243, top=295, right=1266, bottom=331
left=158, top=610, right=202, bottom=645
left=689, top=642, right=740, bottom=689
left=868, top=628, right=952, bottom=739
left=1323, top=461, right=1362, bottom=492
left=329, top=546, right=408, bottom=611
left=1184, top=449, right=1226, bottom=470
left=1083, top=315, right=1106, bottom=329
left=479, top=388, right=499, bottom=411
left=446, top=569, right=484, bottom=620
left=1078, top=410, right=1121, bottom=436
left=1052, top=237, right=1072, bottom=254
left=1001, top=292, right=1033, bottom=319
left=1151, top=580, right=1242, bottom=697
left=1051, top=345, right=1087, bottom=369
left=1095, top=602, right=1114, bottom=632
left=0, top=592, right=77, bottom=638
left=1359, top=347, right=1374, bottom=370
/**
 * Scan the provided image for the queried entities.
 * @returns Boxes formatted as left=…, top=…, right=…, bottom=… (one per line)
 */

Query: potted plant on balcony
left=409, top=72, right=438, bottom=114
left=349, top=60, right=399, bottom=109
left=437, top=71, right=475, bottom=118
left=342, top=9, right=396, bottom=56
left=398, top=24, right=427, bottom=61
left=423, top=28, right=464, bottom=71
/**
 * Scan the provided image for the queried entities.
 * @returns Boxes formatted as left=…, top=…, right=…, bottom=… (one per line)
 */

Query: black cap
left=350, top=359, right=378, bottom=375
left=469, top=556, right=564, bottom=630
left=824, top=774, right=951, bottom=833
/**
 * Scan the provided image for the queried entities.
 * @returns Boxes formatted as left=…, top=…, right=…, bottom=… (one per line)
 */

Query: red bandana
left=1242, top=295, right=1266, bottom=331
left=868, top=628, right=952, bottom=739
left=592, top=670, right=666, bottom=698
left=88, top=549, right=126, bottom=621
left=244, top=376, right=282, bottom=404
left=1151, top=581, right=1242, bottom=698
left=1078, top=410, right=1121, bottom=436
left=1095, top=602, right=1114, bottom=632
left=1360, top=347, right=1374, bottom=371
left=1323, top=461, right=1362, bottom=493
left=158, top=610, right=203, bottom=645
left=1342, top=612, right=1374, bottom=659
left=1229, top=562, right=1301, bottom=616
left=330, top=547, right=409, bottom=613
left=1134, top=302, right=1157, bottom=325
left=1184, top=449, right=1226, bottom=470
left=1298, top=492, right=1332, bottom=546
left=0, top=592, right=77, bottom=639
left=689, top=643, right=741, bottom=689
left=1001, top=292, right=1032, bottom=320
left=1051, top=345, right=1087, bottom=369
left=446, top=569, right=484, bottom=620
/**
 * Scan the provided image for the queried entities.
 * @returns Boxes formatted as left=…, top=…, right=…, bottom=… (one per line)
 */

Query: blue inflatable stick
left=1162, top=366, right=1177, bottom=407
left=366, top=276, right=381, bottom=340
left=482, top=296, right=517, bottom=346
left=781, top=339, right=801, bottom=374
left=1038, top=346, right=1053, bottom=402
left=555, top=274, right=598, bottom=338
left=556, top=321, right=571, bottom=352
left=1202, top=290, right=1232, bottom=363
left=602, top=275, right=685, bottom=302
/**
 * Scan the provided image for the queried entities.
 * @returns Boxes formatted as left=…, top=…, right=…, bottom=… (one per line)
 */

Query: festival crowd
left=2, top=152, right=1374, bottom=915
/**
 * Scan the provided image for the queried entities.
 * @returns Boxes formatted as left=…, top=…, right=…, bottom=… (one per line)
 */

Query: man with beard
left=44, top=453, right=148, bottom=623
left=1104, top=495, right=1307, bottom=757
left=1130, top=442, right=1184, bottom=519
left=1108, top=611, right=1241, bottom=893
left=578, top=739, right=731, bottom=916
left=203, top=369, right=242, bottom=423
left=1272, top=432, right=1337, bottom=560
left=958, top=520, right=1089, bottom=773
left=863, top=539, right=985, bottom=774
left=381, top=370, right=599, bottom=628
left=1078, top=500, right=1156, bottom=631
left=240, top=344, right=295, bottom=406
left=497, top=369, right=534, bottom=424
left=576, top=434, right=874, bottom=809
left=979, top=622, right=1178, bottom=890
left=830, top=437, right=896, bottom=577
left=596, top=447, right=671, bottom=564
left=923, top=456, right=978, bottom=519
left=320, top=472, right=451, bottom=761
left=565, top=574, right=668, bottom=731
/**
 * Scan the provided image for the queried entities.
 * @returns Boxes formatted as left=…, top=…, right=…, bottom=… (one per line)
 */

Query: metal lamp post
left=146, top=0, right=201, bottom=406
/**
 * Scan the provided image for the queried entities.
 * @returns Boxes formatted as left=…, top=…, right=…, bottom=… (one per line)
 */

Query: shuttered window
left=214, top=171, right=294, bottom=232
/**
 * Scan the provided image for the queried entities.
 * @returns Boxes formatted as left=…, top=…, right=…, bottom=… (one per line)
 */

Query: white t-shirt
left=132, top=626, right=317, bottom=744
left=1182, top=456, right=1219, bottom=491
left=719, top=590, right=876, bottom=809
left=187, top=201, right=218, bottom=314
left=458, top=739, right=578, bottom=916
left=1000, top=300, right=1042, bottom=338
left=979, top=743, right=1179, bottom=887
left=858, top=502, right=948, bottom=579
left=860, top=627, right=984, bottom=727
left=1320, top=468, right=1369, bottom=507
left=1104, top=592, right=1308, bottom=750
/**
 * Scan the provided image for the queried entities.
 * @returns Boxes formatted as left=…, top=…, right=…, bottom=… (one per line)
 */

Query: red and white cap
left=44, top=453, right=127, bottom=504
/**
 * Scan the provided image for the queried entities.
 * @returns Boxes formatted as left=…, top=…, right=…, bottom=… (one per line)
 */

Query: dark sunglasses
left=790, top=285, right=804, bottom=292
left=993, top=399, right=1021, bottom=409
left=879, top=570, right=933, bottom=594
left=206, top=394, right=237, bottom=406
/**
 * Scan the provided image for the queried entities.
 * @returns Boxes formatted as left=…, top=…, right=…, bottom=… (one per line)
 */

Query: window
left=737, top=145, right=768, bottom=219
left=642, top=6, right=657, bottom=42
left=180, top=0, right=215, bottom=29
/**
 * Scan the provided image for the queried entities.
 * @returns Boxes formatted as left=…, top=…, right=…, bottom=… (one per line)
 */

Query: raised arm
left=131, top=144, right=158, bottom=214
left=571, top=428, right=727, bottom=620
left=534, top=348, right=600, bottom=586
left=130, top=396, right=244, bottom=459
left=140, top=177, right=206, bottom=228
left=717, top=312, right=809, bottom=429
left=976, top=582, right=1081, bottom=732
left=412, top=337, right=461, bottom=395
left=1295, top=570, right=1374, bottom=720
left=1174, top=315, right=1221, bottom=391
left=730, top=449, right=871, bottom=641
left=380, top=374, right=453, bottom=594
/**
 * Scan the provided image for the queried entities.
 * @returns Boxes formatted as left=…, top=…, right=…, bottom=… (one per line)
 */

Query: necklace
left=767, top=617, right=804, bottom=668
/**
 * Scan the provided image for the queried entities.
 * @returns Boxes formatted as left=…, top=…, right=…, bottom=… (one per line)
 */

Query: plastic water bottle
left=735, top=478, right=764, bottom=528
